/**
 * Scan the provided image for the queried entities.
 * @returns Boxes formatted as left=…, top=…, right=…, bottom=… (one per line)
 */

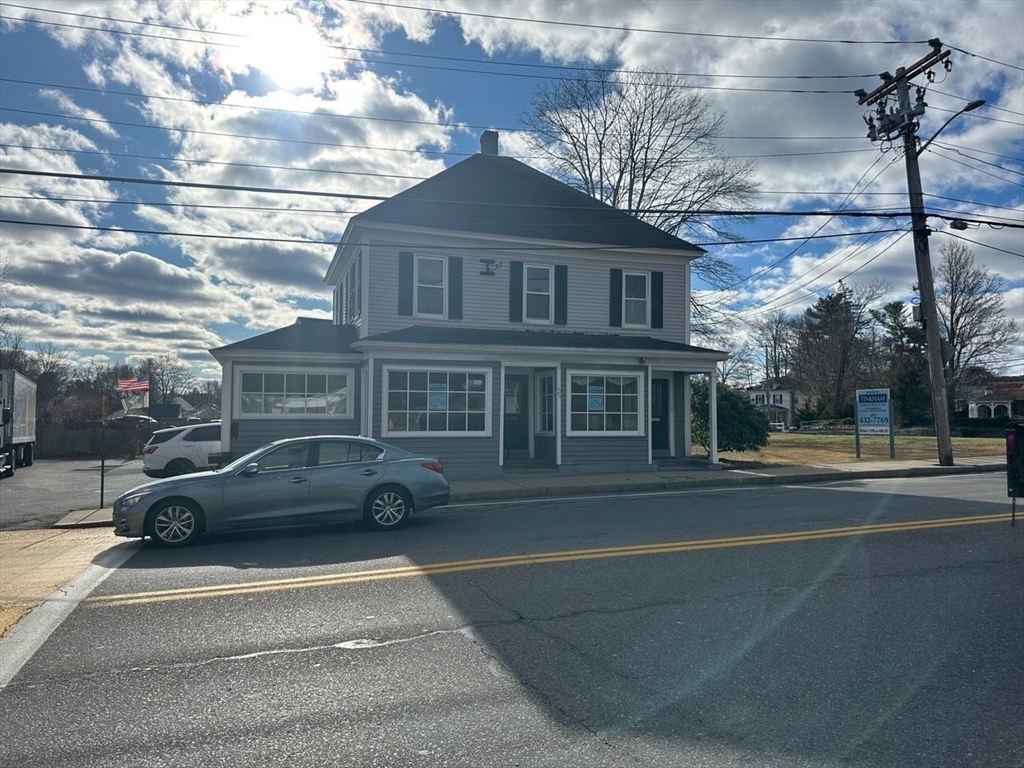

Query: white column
left=498, top=363, right=506, bottom=468
left=555, top=363, right=562, bottom=466
left=709, top=371, right=719, bottom=464
left=682, top=373, right=692, bottom=457
left=646, top=364, right=653, bottom=466
left=367, top=357, right=374, bottom=438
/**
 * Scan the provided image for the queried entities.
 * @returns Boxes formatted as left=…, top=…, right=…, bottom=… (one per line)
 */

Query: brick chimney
left=480, top=130, right=499, bottom=155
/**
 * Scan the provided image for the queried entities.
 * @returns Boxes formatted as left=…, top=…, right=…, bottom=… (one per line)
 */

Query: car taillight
left=421, top=461, right=443, bottom=473
left=144, top=446, right=158, bottom=454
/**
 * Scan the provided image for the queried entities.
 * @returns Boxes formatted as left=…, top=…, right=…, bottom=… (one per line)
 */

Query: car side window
left=256, top=444, right=310, bottom=472
left=316, top=442, right=383, bottom=466
left=186, top=425, right=220, bottom=443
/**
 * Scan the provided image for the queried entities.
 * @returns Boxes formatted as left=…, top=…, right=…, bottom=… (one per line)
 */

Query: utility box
left=1008, top=422, right=1024, bottom=498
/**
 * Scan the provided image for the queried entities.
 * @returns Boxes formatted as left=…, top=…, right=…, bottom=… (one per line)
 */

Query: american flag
left=116, top=374, right=150, bottom=392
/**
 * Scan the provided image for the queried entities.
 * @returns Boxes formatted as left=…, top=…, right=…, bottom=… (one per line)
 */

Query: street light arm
left=916, top=99, right=986, bottom=157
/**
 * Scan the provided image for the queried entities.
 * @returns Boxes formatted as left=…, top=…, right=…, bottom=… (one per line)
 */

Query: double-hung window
left=345, top=253, right=362, bottom=322
left=524, top=264, right=553, bottom=323
left=623, top=272, right=649, bottom=328
left=415, top=255, right=446, bottom=318
left=754, top=394, right=766, bottom=405
left=772, top=393, right=784, bottom=405
left=567, top=373, right=643, bottom=436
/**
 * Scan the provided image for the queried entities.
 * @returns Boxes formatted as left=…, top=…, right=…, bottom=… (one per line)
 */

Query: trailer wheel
left=18, top=444, right=33, bottom=468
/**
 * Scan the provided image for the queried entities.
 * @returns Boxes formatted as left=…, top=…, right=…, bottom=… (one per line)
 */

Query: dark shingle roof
left=359, top=325, right=723, bottom=354
left=211, top=320, right=358, bottom=355
left=354, top=154, right=704, bottom=254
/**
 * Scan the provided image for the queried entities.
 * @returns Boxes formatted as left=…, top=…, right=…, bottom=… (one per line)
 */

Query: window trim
left=382, top=365, right=493, bottom=438
left=414, top=254, right=447, bottom=319
left=565, top=370, right=645, bottom=437
left=523, top=263, right=554, bottom=325
left=233, top=366, right=355, bottom=420
left=535, top=371, right=555, bottom=435
left=344, top=251, right=362, bottom=323
left=622, top=271, right=650, bottom=329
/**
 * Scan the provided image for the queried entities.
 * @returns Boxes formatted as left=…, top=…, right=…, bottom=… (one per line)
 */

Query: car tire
left=166, top=458, right=196, bottom=476
left=147, top=500, right=203, bottom=547
left=364, top=486, right=411, bottom=531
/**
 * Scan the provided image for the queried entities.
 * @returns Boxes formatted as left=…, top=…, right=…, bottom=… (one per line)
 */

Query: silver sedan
left=112, top=435, right=450, bottom=546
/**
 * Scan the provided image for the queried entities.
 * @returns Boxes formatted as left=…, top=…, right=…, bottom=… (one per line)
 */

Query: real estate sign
left=855, top=388, right=895, bottom=459
left=856, top=389, right=891, bottom=434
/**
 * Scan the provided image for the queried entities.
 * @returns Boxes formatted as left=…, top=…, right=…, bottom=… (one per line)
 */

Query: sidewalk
left=1, top=455, right=1007, bottom=640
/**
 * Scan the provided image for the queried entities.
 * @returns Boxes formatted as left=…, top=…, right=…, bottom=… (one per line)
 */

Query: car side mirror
left=241, top=463, right=260, bottom=477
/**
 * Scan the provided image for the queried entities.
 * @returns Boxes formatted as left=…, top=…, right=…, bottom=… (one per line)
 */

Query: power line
left=927, top=149, right=1024, bottom=187
left=0, top=218, right=907, bottom=249
left=0, top=143, right=432, bottom=181
left=5, top=166, right=1018, bottom=227
left=935, top=230, right=1024, bottom=258
left=0, top=192, right=350, bottom=216
left=341, top=0, right=927, bottom=45
left=931, top=141, right=1024, bottom=164
left=926, top=144, right=1024, bottom=178
left=0, top=3, right=883, bottom=81
left=927, top=103, right=1024, bottom=128
left=945, top=44, right=1024, bottom=73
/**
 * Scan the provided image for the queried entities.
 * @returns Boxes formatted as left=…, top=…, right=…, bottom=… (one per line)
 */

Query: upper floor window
left=345, top=253, right=362, bottom=323
left=772, top=393, right=784, bottom=405
left=623, top=272, right=649, bottom=328
left=754, top=393, right=766, bottom=405
left=524, top=264, right=553, bottom=323
left=415, top=255, right=446, bottom=317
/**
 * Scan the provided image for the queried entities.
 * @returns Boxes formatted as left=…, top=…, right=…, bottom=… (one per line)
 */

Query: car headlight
left=117, top=491, right=152, bottom=510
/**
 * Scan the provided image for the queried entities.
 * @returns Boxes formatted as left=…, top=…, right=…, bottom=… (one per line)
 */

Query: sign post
left=855, top=388, right=894, bottom=459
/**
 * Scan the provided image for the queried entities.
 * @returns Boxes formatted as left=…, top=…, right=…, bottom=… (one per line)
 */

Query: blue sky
left=1, top=0, right=1021, bottom=380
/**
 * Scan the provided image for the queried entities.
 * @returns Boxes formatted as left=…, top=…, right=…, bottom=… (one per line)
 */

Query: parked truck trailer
left=0, top=369, right=37, bottom=478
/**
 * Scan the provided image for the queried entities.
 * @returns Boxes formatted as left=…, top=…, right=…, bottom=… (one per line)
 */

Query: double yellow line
left=88, top=512, right=1013, bottom=608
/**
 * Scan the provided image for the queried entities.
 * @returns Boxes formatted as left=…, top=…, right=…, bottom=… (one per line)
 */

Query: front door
left=651, top=378, right=670, bottom=452
left=503, top=374, right=530, bottom=455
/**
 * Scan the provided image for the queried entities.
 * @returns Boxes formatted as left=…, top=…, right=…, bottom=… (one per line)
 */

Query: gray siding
left=535, top=435, right=556, bottom=462
left=372, top=358, right=502, bottom=479
left=365, top=233, right=691, bottom=343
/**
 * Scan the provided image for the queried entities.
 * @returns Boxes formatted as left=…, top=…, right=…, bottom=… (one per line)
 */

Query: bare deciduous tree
left=753, top=309, right=795, bottom=385
left=935, top=240, right=1020, bottom=408
left=521, top=68, right=760, bottom=324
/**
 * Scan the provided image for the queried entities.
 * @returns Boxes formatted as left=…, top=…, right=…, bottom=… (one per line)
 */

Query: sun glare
left=236, top=11, right=332, bottom=91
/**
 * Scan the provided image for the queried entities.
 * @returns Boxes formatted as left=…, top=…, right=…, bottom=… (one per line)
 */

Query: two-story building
left=210, top=131, right=728, bottom=479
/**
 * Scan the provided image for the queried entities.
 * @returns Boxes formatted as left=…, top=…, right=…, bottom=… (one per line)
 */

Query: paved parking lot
left=0, top=459, right=147, bottom=530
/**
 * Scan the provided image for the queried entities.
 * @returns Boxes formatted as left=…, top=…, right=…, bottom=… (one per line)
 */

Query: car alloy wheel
left=151, top=502, right=200, bottom=546
left=367, top=489, right=409, bottom=530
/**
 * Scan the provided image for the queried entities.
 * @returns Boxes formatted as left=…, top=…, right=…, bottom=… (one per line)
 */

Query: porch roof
left=358, top=325, right=725, bottom=355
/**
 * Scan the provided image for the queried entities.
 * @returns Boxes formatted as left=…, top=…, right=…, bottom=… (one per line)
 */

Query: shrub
left=691, top=378, right=770, bottom=453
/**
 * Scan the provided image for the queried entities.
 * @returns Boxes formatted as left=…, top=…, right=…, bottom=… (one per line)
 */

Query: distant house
left=209, top=131, right=730, bottom=478
left=968, top=376, right=1024, bottom=419
left=746, top=384, right=802, bottom=427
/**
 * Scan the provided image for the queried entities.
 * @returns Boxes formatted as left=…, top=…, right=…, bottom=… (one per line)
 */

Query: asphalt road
left=1, top=475, right=1021, bottom=767
left=0, top=458, right=147, bottom=530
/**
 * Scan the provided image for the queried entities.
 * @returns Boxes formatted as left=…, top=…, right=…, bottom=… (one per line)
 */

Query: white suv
left=142, top=422, right=222, bottom=478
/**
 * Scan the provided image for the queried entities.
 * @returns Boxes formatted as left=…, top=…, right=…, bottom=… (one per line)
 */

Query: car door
left=308, top=440, right=387, bottom=518
left=218, top=442, right=313, bottom=528
left=180, top=424, right=221, bottom=469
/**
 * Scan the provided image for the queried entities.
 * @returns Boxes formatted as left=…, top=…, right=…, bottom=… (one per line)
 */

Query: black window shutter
left=398, top=251, right=413, bottom=316
left=609, top=268, right=623, bottom=327
left=554, top=265, right=568, bottom=325
left=651, top=271, right=664, bottom=329
left=448, top=256, right=463, bottom=320
left=509, top=261, right=524, bottom=323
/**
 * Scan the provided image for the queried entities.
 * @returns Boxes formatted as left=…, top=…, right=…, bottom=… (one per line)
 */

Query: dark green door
left=503, top=374, right=530, bottom=453
left=651, top=378, right=670, bottom=452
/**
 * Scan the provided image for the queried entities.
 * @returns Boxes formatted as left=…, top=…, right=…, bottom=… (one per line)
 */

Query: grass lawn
left=719, top=432, right=1006, bottom=466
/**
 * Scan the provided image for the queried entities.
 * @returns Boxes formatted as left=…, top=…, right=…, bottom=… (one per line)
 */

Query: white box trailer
left=0, top=369, right=37, bottom=478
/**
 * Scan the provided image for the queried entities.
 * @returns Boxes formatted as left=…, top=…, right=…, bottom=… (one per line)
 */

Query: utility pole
left=856, top=39, right=955, bottom=466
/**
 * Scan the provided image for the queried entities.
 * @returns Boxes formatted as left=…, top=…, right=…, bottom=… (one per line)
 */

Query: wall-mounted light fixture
left=480, top=258, right=503, bottom=276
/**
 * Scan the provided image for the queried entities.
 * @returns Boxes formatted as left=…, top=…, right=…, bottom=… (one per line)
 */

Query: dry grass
left=719, top=432, right=1005, bottom=466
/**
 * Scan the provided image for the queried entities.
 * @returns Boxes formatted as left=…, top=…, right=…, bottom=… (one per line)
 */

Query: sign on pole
left=855, top=388, right=895, bottom=459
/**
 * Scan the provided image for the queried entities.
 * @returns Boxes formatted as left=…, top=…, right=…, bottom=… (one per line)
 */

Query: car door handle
left=360, top=469, right=378, bottom=476
left=288, top=476, right=307, bottom=484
